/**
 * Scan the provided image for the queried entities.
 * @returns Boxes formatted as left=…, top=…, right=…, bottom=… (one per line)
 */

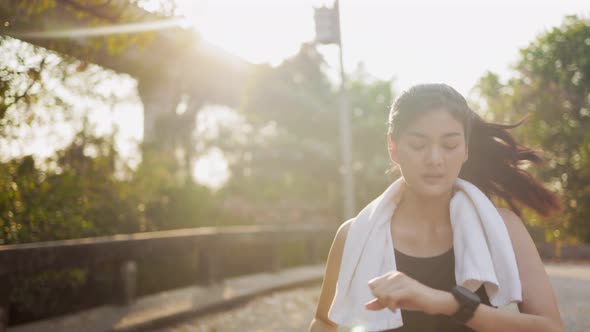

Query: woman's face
left=388, top=108, right=469, bottom=197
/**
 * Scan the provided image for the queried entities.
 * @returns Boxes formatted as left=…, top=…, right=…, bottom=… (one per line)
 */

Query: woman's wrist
left=428, top=290, right=460, bottom=316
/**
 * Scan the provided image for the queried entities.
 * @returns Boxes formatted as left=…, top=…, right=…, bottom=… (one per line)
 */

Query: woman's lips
left=422, top=174, right=445, bottom=183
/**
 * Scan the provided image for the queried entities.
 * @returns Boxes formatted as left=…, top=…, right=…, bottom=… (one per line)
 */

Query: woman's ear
left=387, top=135, right=399, bottom=165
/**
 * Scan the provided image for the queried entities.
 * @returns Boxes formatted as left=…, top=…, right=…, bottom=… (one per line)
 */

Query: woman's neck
left=395, top=187, right=454, bottom=230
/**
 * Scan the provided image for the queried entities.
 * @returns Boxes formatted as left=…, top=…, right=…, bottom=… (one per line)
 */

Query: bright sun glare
left=170, top=0, right=336, bottom=188
left=176, top=0, right=331, bottom=65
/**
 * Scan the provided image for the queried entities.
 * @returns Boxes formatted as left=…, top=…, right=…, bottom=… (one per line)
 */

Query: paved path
left=8, top=265, right=325, bottom=332
left=154, top=263, right=590, bottom=332
left=545, top=263, right=590, bottom=332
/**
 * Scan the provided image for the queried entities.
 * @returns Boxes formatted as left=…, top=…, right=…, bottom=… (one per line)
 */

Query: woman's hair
left=387, top=83, right=563, bottom=218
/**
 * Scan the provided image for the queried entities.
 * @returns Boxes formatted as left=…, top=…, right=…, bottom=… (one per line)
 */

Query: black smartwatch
left=449, top=285, right=481, bottom=324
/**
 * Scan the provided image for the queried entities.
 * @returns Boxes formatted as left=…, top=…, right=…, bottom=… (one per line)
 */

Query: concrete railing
left=0, top=224, right=337, bottom=330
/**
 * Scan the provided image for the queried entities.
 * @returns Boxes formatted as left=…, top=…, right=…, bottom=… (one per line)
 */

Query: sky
left=178, top=0, right=590, bottom=96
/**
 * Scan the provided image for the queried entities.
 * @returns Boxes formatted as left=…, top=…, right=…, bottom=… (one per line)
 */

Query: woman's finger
left=368, top=280, right=407, bottom=311
left=369, top=274, right=404, bottom=298
left=365, top=296, right=400, bottom=312
left=364, top=298, right=385, bottom=310
left=368, top=274, right=387, bottom=289
left=368, top=270, right=402, bottom=288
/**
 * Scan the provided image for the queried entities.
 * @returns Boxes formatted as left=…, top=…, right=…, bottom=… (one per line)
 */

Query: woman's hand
left=365, top=271, right=457, bottom=315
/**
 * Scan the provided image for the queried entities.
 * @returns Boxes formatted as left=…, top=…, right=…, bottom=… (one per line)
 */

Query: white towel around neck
left=327, top=177, right=522, bottom=331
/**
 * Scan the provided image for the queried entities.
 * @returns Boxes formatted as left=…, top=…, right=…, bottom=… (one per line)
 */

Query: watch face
left=457, top=286, right=481, bottom=303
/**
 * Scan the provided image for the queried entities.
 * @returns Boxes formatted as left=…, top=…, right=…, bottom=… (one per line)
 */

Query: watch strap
left=450, top=285, right=480, bottom=324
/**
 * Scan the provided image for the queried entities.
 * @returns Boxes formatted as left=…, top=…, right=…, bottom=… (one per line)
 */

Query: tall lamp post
left=314, top=0, right=355, bottom=219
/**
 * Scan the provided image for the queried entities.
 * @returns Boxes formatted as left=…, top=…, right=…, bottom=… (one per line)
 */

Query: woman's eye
left=409, top=144, right=458, bottom=150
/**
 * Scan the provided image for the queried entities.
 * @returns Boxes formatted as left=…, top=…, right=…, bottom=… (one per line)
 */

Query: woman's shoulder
left=334, top=218, right=354, bottom=248
left=496, top=207, right=532, bottom=243
left=496, top=207, right=526, bottom=235
left=496, top=207, right=519, bottom=220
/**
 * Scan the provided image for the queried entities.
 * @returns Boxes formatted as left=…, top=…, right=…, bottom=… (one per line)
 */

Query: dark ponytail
left=388, top=83, right=563, bottom=218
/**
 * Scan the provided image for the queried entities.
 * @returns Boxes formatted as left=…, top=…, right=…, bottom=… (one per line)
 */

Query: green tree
left=215, top=44, right=396, bottom=224
left=221, top=44, right=340, bottom=214
left=475, top=15, right=590, bottom=242
left=347, top=64, right=396, bottom=206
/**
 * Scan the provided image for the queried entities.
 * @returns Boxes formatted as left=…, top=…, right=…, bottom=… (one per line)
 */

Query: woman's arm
left=309, top=219, right=352, bottom=332
left=432, top=208, right=563, bottom=332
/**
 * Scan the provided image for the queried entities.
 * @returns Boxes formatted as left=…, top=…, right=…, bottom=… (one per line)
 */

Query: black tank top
left=378, top=247, right=492, bottom=332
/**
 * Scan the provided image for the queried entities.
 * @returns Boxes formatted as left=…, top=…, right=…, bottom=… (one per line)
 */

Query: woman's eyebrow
left=407, top=131, right=462, bottom=138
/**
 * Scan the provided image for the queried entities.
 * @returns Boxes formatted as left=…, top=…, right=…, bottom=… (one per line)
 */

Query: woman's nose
left=425, top=146, right=444, bottom=165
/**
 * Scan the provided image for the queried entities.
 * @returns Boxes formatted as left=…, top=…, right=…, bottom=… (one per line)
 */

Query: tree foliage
left=476, top=15, right=590, bottom=241
left=216, top=44, right=396, bottom=223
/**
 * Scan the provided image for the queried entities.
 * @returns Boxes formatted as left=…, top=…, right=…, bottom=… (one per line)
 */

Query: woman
left=309, top=83, right=563, bottom=332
